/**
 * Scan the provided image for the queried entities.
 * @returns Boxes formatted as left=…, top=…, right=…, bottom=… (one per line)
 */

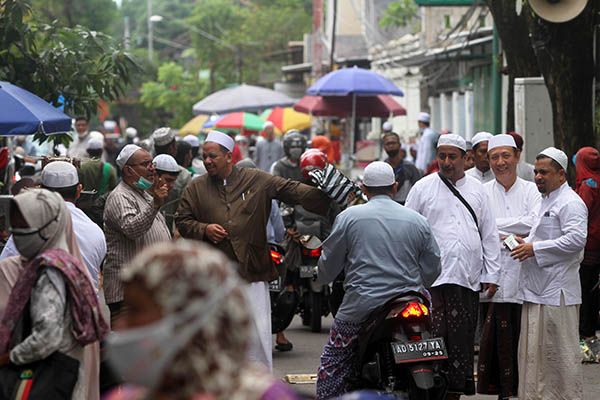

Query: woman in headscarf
left=574, top=147, right=600, bottom=340
left=0, top=188, right=108, bottom=399
left=104, top=240, right=300, bottom=400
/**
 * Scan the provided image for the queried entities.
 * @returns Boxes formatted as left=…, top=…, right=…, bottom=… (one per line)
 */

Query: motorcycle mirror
left=301, top=235, right=322, bottom=250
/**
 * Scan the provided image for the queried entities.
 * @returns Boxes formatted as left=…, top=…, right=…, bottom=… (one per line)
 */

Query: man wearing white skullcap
left=510, top=146, right=587, bottom=400
left=254, top=121, right=284, bottom=171
left=176, top=130, right=333, bottom=371
left=465, top=131, right=494, bottom=183
left=79, top=137, right=117, bottom=196
left=476, top=134, right=541, bottom=398
left=406, top=133, right=501, bottom=398
left=414, top=111, right=437, bottom=171
left=103, top=144, right=171, bottom=321
left=315, top=161, right=441, bottom=399
left=0, top=161, right=106, bottom=292
left=153, top=154, right=181, bottom=194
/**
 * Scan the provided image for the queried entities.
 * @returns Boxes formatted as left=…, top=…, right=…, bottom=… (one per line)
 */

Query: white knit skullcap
left=205, top=130, right=234, bottom=152
left=539, top=146, right=568, bottom=171
left=437, top=134, right=466, bottom=151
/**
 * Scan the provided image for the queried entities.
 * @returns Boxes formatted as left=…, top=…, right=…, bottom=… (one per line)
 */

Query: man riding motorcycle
left=315, top=161, right=442, bottom=400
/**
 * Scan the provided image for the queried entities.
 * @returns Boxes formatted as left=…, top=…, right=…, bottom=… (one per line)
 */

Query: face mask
left=289, top=148, right=303, bottom=160
left=386, top=149, right=400, bottom=158
left=11, top=215, right=59, bottom=260
left=106, top=278, right=238, bottom=389
left=128, top=166, right=153, bottom=191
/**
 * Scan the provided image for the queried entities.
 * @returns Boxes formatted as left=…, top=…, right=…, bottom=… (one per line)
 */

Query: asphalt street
left=273, top=315, right=600, bottom=399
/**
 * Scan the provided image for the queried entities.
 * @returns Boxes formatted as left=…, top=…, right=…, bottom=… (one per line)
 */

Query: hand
left=482, top=283, right=498, bottom=298
left=286, top=227, right=301, bottom=242
left=0, top=353, right=10, bottom=367
left=205, top=224, right=228, bottom=244
left=511, top=241, right=534, bottom=261
left=151, top=176, right=169, bottom=208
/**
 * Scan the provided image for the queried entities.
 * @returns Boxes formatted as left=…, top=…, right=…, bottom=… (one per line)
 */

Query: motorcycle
left=350, top=291, right=448, bottom=399
left=296, top=234, right=330, bottom=333
left=280, top=203, right=332, bottom=333
left=269, top=243, right=298, bottom=334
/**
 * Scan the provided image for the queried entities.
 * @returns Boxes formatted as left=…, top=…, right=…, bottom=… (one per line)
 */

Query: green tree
left=30, top=0, right=119, bottom=33
left=380, top=0, right=418, bottom=28
left=0, top=0, right=138, bottom=145
left=140, top=62, right=205, bottom=127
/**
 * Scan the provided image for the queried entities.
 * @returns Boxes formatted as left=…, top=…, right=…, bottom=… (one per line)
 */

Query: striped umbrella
left=212, top=112, right=265, bottom=132
left=260, top=107, right=311, bottom=133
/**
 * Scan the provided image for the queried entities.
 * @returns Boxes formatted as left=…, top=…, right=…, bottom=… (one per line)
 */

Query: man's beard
left=386, top=149, right=400, bottom=158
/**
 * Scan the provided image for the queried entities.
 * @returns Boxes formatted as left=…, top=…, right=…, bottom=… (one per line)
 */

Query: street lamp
left=147, top=0, right=164, bottom=62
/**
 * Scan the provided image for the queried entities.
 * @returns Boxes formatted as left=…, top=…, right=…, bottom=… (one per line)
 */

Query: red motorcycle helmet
left=300, top=149, right=328, bottom=179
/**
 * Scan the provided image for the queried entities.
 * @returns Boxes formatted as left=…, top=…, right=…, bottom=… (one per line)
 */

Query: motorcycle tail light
left=302, top=247, right=322, bottom=257
left=270, top=250, right=283, bottom=265
left=401, top=302, right=429, bottom=318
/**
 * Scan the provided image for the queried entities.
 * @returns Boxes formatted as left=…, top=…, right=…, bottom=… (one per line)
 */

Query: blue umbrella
left=0, top=81, right=72, bottom=136
left=307, top=67, right=404, bottom=97
left=306, top=68, right=404, bottom=163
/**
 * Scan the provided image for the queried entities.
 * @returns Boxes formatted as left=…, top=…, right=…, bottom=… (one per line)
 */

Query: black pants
left=579, top=264, right=600, bottom=338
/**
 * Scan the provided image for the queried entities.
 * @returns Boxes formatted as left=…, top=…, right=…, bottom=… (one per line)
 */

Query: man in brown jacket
left=176, top=131, right=330, bottom=370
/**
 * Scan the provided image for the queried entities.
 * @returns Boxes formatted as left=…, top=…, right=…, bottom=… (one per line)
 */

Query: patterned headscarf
left=121, top=240, right=274, bottom=399
left=0, top=189, right=108, bottom=352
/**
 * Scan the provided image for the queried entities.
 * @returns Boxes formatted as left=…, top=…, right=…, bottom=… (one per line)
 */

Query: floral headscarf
left=121, top=240, right=274, bottom=400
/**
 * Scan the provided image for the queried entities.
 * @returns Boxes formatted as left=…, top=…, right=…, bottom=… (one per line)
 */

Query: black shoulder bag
left=437, top=172, right=481, bottom=239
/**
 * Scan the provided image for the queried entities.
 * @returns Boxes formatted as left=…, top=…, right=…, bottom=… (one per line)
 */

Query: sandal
left=275, top=341, right=293, bottom=352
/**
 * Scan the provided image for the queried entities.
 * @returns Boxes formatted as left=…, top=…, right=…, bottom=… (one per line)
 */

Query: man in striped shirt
left=103, top=144, right=171, bottom=322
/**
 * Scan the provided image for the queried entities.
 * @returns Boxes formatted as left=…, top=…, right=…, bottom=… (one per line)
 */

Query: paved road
left=273, top=315, right=600, bottom=399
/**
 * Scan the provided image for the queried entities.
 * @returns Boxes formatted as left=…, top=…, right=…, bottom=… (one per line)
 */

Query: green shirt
left=79, top=159, right=117, bottom=195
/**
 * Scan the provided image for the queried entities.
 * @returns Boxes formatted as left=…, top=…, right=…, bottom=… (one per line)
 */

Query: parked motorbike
left=350, top=292, right=448, bottom=399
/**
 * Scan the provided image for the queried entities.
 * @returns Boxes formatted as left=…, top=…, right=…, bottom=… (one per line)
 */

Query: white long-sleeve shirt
left=483, top=178, right=541, bottom=303
left=465, top=167, right=495, bottom=184
left=521, top=182, right=587, bottom=306
left=414, top=127, right=437, bottom=171
left=406, top=173, right=501, bottom=291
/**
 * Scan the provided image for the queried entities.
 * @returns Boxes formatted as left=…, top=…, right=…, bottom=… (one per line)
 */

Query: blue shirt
left=317, top=195, right=441, bottom=323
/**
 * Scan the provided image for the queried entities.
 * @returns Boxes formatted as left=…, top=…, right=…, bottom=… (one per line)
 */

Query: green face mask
left=133, top=176, right=153, bottom=191
left=129, top=166, right=153, bottom=191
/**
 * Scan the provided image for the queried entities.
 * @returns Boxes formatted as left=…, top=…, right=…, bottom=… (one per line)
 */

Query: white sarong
left=518, top=295, right=583, bottom=400
left=245, top=281, right=273, bottom=372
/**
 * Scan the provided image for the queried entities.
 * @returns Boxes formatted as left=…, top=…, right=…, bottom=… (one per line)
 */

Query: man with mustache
left=406, top=134, right=501, bottom=400
left=382, top=131, right=421, bottom=204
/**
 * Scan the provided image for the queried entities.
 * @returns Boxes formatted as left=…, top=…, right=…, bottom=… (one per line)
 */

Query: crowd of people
left=0, top=112, right=597, bottom=400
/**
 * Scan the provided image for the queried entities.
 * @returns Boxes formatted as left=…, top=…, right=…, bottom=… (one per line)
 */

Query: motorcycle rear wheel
left=310, top=291, right=322, bottom=332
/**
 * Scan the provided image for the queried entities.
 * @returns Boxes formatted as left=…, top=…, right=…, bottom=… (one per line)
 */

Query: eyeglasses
left=128, top=160, right=152, bottom=168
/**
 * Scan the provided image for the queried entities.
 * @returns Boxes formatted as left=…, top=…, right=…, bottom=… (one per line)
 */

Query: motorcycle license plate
left=299, top=265, right=315, bottom=278
left=390, top=338, right=448, bottom=364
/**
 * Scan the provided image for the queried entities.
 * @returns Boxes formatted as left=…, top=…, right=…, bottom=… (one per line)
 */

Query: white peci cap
left=116, top=144, right=142, bottom=168
left=437, top=134, right=466, bottom=151
left=488, top=134, right=517, bottom=151
left=263, top=121, right=274, bottom=130
left=418, top=112, right=430, bottom=123
left=382, top=121, right=393, bottom=132
left=471, top=131, right=493, bottom=147
left=89, top=131, right=104, bottom=141
left=152, top=127, right=175, bottom=146
left=87, top=137, right=104, bottom=150
left=205, top=130, right=234, bottom=152
left=125, top=127, right=138, bottom=138
left=153, top=154, right=180, bottom=173
left=183, top=135, right=200, bottom=147
left=539, top=147, right=568, bottom=171
left=363, top=161, right=395, bottom=187
left=41, top=161, right=78, bottom=188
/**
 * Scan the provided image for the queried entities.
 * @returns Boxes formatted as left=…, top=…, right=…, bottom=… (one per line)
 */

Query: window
left=444, top=15, right=451, bottom=29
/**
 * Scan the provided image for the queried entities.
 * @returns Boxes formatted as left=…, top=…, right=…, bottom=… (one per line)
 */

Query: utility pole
left=124, top=16, right=130, bottom=50
left=312, top=0, right=323, bottom=79
left=147, top=0, right=153, bottom=62
left=329, top=0, right=337, bottom=71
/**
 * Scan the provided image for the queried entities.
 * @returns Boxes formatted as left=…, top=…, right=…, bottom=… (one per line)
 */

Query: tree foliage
left=29, top=0, right=119, bottom=34
left=380, top=0, right=418, bottom=28
left=0, top=0, right=139, bottom=120
left=140, top=62, right=205, bottom=127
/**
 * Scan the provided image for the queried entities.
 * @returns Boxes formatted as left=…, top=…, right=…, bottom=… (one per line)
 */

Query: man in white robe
left=406, top=134, right=501, bottom=399
left=476, top=134, right=541, bottom=398
left=511, top=147, right=587, bottom=400
left=465, top=131, right=495, bottom=183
